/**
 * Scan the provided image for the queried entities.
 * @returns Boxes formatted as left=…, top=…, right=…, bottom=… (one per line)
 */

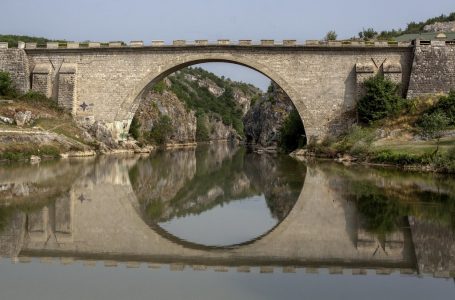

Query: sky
left=1, top=0, right=454, bottom=90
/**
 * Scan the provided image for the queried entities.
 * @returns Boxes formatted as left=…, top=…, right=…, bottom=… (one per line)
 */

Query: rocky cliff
left=243, top=83, right=296, bottom=150
left=133, top=67, right=262, bottom=145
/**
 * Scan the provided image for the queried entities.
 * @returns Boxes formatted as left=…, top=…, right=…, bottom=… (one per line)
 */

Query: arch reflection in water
left=129, top=144, right=306, bottom=247
left=0, top=149, right=455, bottom=279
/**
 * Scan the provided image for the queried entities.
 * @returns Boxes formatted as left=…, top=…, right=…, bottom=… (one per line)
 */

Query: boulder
left=14, top=111, right=32, bottom=127
left=0, top=116, right=14, bottom=124
left=29, top=155, right=41, bottom=164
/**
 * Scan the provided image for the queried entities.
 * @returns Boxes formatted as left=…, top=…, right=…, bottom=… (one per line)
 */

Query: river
left=0, top=143, right=454, bottom=299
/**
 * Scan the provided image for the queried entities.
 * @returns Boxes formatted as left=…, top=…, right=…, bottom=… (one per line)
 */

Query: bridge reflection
left=0, top=147, right=454, bottom=278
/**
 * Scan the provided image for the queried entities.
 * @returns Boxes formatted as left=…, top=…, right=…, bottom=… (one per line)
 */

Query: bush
left=335, top=125, right=375, bottom=154
left=418, top=111, right=450, bottom=140
left=372, top=150, right=422, bottom=165
left=196, top=114, right=210, bottom=142
left=359, top=28, right=378, bottom=40
left=357, top=75, right=405, bottom=123
left=422, top=91, right=455, bottom=126
left=280, top=109, right=306, bottom=152
left=18, top=91, right=61, bottom=110
left=152, top=80, right=166, bottom=94
left=128, top=116, right=141, bottom=140
left=0, top=71, right=14, bottom=97
left=325, top=30, right=337, bottom=41
left=149, top=115, right=173, bottom=145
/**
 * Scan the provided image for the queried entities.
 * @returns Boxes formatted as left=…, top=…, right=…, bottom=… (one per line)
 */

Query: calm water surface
left=1, top=143, right=455, bottom=299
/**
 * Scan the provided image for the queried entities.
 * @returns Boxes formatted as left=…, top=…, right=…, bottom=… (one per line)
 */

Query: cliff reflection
left=129, top=144, right=306, bottom=225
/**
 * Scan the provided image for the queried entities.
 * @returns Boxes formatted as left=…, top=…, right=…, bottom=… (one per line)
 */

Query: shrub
left=149, top=115, right=173, bottom=145
left=418, top=111, right=450, bottom=140
left=280, top=109, right=306, bottom=152
left=128, top=116, right=141, bottom=140
left=357, top=75, right=405, bottom=123
left=0, top=71, right=14, bottom=97
left=196, top=114, right=210, bottom=142
left=423, top=91, right=455, bottom=126
left=359, top=28, right=378, bottom=40
left=447, top=147, right=455, bottom=161
left=372, top=150, right=422, bottom=165
left=325, top=30, right=337, bottom=41
left=335, top=125, right=375, bottom=155
left=18, top=91, right=61, bottom=110
left=152, top=80, right=166, bottom=94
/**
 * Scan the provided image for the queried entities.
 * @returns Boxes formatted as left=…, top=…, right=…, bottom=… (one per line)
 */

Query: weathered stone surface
left=0, top=49, right=29, bottom=94
left=19, top=45, right=415, bottom=142
left=136, top=89, right=197, bottom=144
left=243, top=83, right=294, bottom=149
left=424, top=21, right=455, bottom=32
left=407, top=44, right=455, bottom=98
left=0, top=115, right=14, bottom=124
left=14, top=110, right=32, bottom=126
left=3, top=43, right=455, bottom=142
left=409, top=217, right=455, bottom=277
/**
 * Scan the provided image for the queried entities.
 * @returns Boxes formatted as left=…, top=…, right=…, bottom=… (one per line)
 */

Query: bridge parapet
left=2, top=39, right=431, bottom=49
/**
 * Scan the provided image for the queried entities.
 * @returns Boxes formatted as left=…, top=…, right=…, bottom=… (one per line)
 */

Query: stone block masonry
left=1, top=40, right=454, bottom=141
left=407, top=41, right=455, bottom=98
left=22, top=44, right=414, bottom=141
left=0, top=49, right=29, bottom=94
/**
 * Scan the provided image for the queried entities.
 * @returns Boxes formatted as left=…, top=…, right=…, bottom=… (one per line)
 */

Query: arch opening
left=126, top=59, right=307, bottom=152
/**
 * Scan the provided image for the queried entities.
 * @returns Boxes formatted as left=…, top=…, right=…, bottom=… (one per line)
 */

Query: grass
left=0, top=92, right=94, bottom=161
left=0, top=144, right=61, bottom=161
left=34, top=118, right=88, bottom=147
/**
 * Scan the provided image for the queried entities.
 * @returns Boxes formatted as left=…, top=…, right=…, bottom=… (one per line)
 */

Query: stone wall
left=0, top=49, right=29, bottom=94
left=407, top=41, right=455, bottom=98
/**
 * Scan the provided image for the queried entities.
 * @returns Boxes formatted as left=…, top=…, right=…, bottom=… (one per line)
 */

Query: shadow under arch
left=114, top=53, right=314, bottom=134
left=127, top=151, right=308, bottom=252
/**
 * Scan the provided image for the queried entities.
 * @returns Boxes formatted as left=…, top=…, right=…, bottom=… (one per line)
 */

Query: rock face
left=243, top=83, right=295, bottom=149
left=136, top=89, right=197, bottom=144
left=207, top=118, right=238, bottom=141
left=133, top=67, right=262, bottom=145
left=14, top=110, right=32, bottom=127
left=424, top=21, right=455, bottom=32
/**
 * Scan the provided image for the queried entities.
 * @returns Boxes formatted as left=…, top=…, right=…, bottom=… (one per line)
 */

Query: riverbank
left=0, top=94, right=159, bottom=163
left=291, top=128, right=455, bottom=174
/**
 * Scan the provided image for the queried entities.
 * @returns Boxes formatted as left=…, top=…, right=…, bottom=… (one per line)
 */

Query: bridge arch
left=114, top=53, right=315, bottom=140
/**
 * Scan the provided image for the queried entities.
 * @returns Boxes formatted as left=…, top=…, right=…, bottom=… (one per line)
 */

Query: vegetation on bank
left=329, top=164, right=455, bottom=234
left=0, top=71, right=93, bottom=161
left=305, top=75, right=455, bottom=173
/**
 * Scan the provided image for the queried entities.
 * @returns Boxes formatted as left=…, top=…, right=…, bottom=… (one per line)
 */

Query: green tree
left=280, top=109, right=306, bottom=152
left=418, top=111, right=450, bottom=154
left=359, top=28, right=378, bottom=40
left=196, top=114, right=210, bottom=141
left=128, top=116, right=141, bottom=140
left=0, top=71, right=13, bottom=96
left=325, top=30, right=338, bottom=41
left=152, top=80, right=166, bottom=94
left=149, top=115, right=173, bottom=145
left=357, top=75, right=404, bottom=123
left=425, top=91, right=455, bottom=126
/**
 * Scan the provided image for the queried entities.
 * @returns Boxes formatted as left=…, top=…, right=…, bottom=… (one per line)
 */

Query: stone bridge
left=1, top=39, right=455, bottom=141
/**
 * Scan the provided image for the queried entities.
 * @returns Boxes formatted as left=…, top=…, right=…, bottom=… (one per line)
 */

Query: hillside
left=131, top=66, right=263, bottom=145
left=0, top=34, right=64, bottom=48
left=374, top=11, right=455, bottom=40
